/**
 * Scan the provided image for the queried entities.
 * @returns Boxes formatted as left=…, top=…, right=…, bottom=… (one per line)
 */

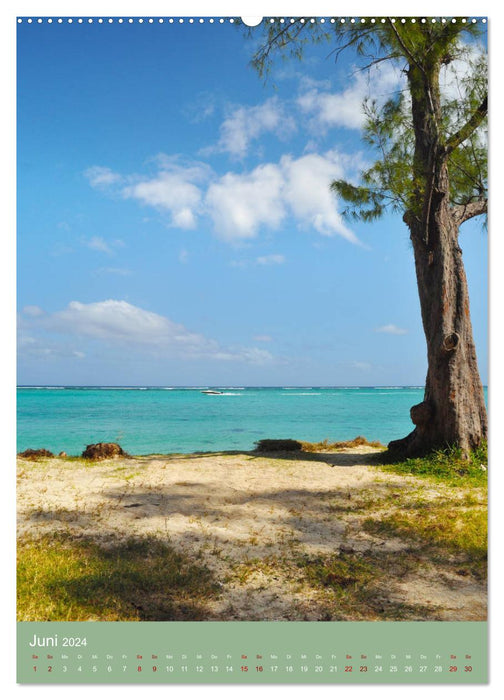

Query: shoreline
left=17, top=435, right=387, bottom=461
left=17, top=445, right=487, bottom=622
left=16, top=386, right=438, bottom=457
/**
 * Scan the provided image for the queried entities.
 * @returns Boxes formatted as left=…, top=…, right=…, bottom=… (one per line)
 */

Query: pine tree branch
left=388, top=20, right=426, bottom=77
left=448, top=153, right=486, bottom=193
left=350, top=54, right=399, bottom=75
left=251, top=20, right=308, bottom=76
left=326, top=27, right=382, bottom=64
left=445, top=96, right=488, bottom=154
left=452, top=199, right=487, bottom=225
left=387, top=21, right=438, bottom=123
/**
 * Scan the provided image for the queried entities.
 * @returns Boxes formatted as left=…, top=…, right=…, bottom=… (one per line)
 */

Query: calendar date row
left=32, top=663, right=474, bottom=674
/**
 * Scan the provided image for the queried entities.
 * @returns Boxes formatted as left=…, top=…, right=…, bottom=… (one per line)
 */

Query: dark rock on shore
left=255, top=439, right=303, bottom=453
left=18, top=448, right=54, bottom=460
left=81, top=442, right=128, bottom=460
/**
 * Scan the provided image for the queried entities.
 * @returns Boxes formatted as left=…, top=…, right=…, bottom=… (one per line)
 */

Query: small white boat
left=201, top=390, right=223, bottom=395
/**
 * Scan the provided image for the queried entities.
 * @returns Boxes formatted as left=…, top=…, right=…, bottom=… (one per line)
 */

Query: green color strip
left=18, top=621, right=487, bottom=684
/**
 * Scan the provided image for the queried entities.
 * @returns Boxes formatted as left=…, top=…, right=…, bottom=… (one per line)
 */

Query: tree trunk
left=388, top=62, right=487, bottom=459
left=389, top=172, right=487, bottom=458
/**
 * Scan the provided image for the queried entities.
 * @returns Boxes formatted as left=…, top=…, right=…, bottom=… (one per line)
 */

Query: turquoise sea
left=16, top=386, right=488, bottom=456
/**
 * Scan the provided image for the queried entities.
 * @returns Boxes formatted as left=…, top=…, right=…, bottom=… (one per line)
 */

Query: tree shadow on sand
left=134, top=448, right=385, bottom=469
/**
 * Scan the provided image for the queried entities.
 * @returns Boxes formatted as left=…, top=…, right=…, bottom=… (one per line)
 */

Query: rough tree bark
left=390, top=194, right=488, bottom=457
left=388, top=60, right=487, bottom=458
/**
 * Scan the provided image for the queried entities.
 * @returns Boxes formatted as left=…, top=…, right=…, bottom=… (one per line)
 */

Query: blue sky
left=16, top=17, right=488, bottom=386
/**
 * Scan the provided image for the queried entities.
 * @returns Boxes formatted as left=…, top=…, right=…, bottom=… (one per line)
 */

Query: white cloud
left=47, top=300, right=205, bottom=347
left=22, top=305, right=44, bottom=318
left=88, top=159, right=191, bottom=233
left=95, top=267, right=132, bottom=276
left=84, top=166, right=122, bottom=188
left=375, top=324, right=408, bottom=335
left=207, top=97, right=295, bottom=159
left=253, top=335, right=272, bottom=342
left=256, top=254, right=285, bottom=265
left=280, top=151, right=358, bottom=242
left=121, top=157, right=211, bottom=230
left=82, top=236, right=125, bottom=255
left=18, top=334, right=37, bottom=346
left=28, top=299, right=274, bottom=365
left=350, top=361, right=372, bottom=371
left=84, top=236, right=113, bottom=254
left=206, top=164, right=285, bottom=241
left=298, top=63, right=404, bottom=132
left=211, top=348, right=274, bottom=364
left=86, top=150, right=360, bottom=244
left=17, top=329, right=85, bottom=361
left=206, top=151, right=359, bottom=243
left=184, top=91, right=217, bottom=123
left=440, top=41, right=486, bottom=104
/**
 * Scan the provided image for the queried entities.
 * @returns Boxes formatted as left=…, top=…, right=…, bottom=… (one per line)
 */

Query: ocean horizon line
left=16, top=384, right=430, bottom=391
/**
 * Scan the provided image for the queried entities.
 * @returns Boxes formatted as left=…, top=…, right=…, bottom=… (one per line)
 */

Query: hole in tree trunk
left=442, top=332, right=460, bottom=352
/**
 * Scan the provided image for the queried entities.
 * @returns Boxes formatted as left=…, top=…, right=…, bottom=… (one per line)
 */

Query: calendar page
left=16, top=6, right=489, bottom=686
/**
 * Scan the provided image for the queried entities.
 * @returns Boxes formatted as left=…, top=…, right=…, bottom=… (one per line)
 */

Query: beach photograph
left=17, top=16, right=488, bottom=623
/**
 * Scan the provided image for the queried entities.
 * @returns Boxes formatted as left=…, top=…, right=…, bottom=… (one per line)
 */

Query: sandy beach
left=17, top=446, right=487, bottom=622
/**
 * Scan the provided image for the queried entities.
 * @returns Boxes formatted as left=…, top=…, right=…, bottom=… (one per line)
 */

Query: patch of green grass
left=363, top=504, right=487, bottom=580
left=378, top=442, right=488, bottom=487
left=302, top=552, right=376, bottom=589
left=301, top=436, right=385, bottom=452
left=17, top=533, right=220, bottom=621
left=325, top=490, right=392, bottom=514
left=230, top=550, right=435, bottom=620
left=56, top=456, right=101, bottom=467
left=229, top=556, right=283, bottom=584
left=28, top=507, right=82, bottom=523
left=297, top=551, right=434, bottom=620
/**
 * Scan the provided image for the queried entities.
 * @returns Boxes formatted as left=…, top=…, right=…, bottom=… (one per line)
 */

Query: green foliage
left=249, top=18, right=487, bottom=224
left=300, top=435, right=384, bottom=451
left=331, top=92, right=417, bottom=221
left=443, top=47, right=487, bottom=207
left=379, top=441, right=488, bottom=486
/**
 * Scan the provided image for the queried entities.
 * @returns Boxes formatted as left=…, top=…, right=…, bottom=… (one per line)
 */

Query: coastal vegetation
left=379, top=440, right=488, bottom=486
left=255, top=436, right=385, bottom=453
